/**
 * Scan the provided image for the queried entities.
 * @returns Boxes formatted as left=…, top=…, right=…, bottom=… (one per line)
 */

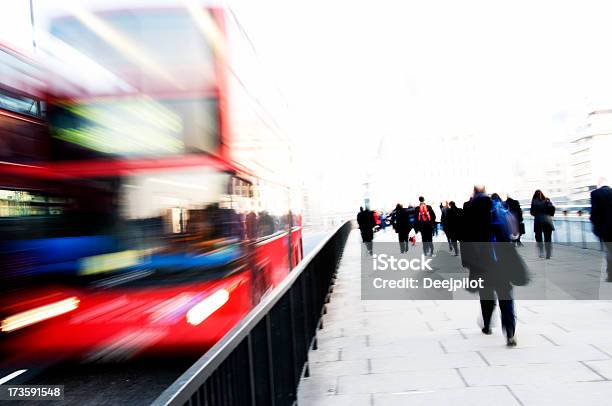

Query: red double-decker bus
left=0, top=2, right=302, bottom=368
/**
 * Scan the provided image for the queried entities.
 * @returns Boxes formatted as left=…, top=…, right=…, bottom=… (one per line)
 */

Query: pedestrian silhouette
left=416, top=196, right=436, bottom=257
left=591, top=180, right=612, bottom=282
left=357, top=207, right=375, bottom=255
left=505, top=194, right=525, bottom=247
left=463, top=185, right=524, bottom=347
left=392, top=204, right=411, bottom=253
left=530, top=190, right=555, bottom=259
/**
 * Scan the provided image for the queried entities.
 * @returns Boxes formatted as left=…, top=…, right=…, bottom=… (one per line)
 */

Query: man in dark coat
left=464, top=185, right=517, bottom=347
left=505, top=195, right=524, bottom=246
left=591, top=183, right=612, bottom=282
left=445, top=201, right=462, bottom=256
left=441, top=202, right=451, bottom=252
left=393, top=203, right=411, bottom=253
left=357, top=207, right=375, bottom=254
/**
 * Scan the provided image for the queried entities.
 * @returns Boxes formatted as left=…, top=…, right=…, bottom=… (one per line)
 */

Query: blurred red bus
left=0, top=4, right=302, bottom=367
left=0, top=44, right=48, bottom=165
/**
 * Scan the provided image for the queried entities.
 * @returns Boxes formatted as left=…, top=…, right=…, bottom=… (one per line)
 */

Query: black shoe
left=506, top=336, right=517, bottom=347
left=481, top=327, right=492, bottom=335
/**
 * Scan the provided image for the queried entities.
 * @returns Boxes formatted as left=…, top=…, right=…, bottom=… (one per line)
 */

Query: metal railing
left=522, top=215, right=604, bottom=251
left=151, top=220, right=352, bottom=406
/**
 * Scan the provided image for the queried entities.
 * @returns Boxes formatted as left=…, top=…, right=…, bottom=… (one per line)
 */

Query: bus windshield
left=47, top=8, right=222, bottom=158
left=49, top=8, right=218, bottom=92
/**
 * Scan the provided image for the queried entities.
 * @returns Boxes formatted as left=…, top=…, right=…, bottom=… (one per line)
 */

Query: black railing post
left=264, top=313, right=277, bottom=406
left=150, top=221, right=352, bottom=406
left=246, top=334, right=257, bottom=406
left=288, top=288, right=299, bottom=391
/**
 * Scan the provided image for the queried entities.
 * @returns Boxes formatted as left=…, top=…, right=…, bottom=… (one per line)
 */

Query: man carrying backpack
left=491, top=193, right=519, bottom=242
left=417, top=196, right=436, bottom=257
left=464, top=186, right=527, bottom=347
left=506, top=195, right=525, bottom=247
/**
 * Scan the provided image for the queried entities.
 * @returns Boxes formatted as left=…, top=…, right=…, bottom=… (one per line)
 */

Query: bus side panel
left=252, top=234, right=290, bottom=295
left=290, top=227, right=303, bottom=267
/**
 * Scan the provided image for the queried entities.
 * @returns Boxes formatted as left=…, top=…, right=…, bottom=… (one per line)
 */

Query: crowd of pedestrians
left=356, top=181, right=612, bottom=347
left=357, top=184, right=612, bottom=261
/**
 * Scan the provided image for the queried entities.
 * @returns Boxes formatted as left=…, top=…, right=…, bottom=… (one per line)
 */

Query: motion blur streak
left=0, top=369, right=28, bottom=385
left=183, top=0, right=226, bottom=59
left=186, top=289, right=230, bottom=326
left=0, top=2, right=303, bottom=368
left=66, top=2, right=182, bottom=88
left=1, top=297, right=80, bottom=333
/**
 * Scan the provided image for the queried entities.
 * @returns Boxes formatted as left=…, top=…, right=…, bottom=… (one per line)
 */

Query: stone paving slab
left=508, top=381, right=612, bottom=406
left=298, top=230, right=612, bottom=405
left=459, top=362, right=602, bottom=386
left=373, top=386, right=520, bottom=406
left=336, top=368, right=466, bottom=394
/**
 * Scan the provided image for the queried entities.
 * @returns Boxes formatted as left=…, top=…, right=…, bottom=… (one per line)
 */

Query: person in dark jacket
left=590, top=182, right=612, bottom=282
left=530, top=190, right=555, bottom=259
left=417, top=196, right=436, bottom=257
left=505, top=195, right=524, bottom=247
left=464, top=185, right=517, bottom=347
left=393, top=203, right=411, bottom=253
left=357, top=207, right=375, bottom=255
left=441, top=202, right=452, bottom=252
left=445, top=201, right=462, bottom=256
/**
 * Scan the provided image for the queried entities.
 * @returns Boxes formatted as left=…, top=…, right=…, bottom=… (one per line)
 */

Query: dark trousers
left=445, top=234, right=452, bottom=250
left=360, top=229, right=373, bottom=254
left=604, top=241, right=612, bottom=278
left=534, top=228, right=553, bottom=258
left=479, top=283, right=515, bottom=338
left=449, top=238, right=458, bottom=255
left=398, top=231, right=409, bottom=253
left=421, top=226, right=434, bottom=256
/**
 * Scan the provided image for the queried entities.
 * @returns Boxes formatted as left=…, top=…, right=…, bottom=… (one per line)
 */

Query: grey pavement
left=298, top=229, right=612, bottom=405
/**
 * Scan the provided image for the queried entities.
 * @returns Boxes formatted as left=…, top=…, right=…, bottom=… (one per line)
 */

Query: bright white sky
left=234, top=0, right=612, bottom=209
left=3, top=0, right=612, bottom=211
left=233, top=0, right=612, bottom=146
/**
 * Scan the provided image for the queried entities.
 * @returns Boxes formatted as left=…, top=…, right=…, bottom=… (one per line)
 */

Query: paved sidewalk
left=298, top=230, right=612, bottom=405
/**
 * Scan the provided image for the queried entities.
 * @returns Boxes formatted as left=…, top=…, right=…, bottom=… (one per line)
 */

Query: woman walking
left=530, top=190, right=555, bottom=259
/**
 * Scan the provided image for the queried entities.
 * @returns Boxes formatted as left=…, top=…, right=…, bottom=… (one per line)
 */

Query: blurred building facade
left=362, top=133, right=506, bottom=212
left=512, top=109, right=612, bottom=208
left=512, top=142, right=570, bottom=206
left=569, top=109, right=612, bottom=205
